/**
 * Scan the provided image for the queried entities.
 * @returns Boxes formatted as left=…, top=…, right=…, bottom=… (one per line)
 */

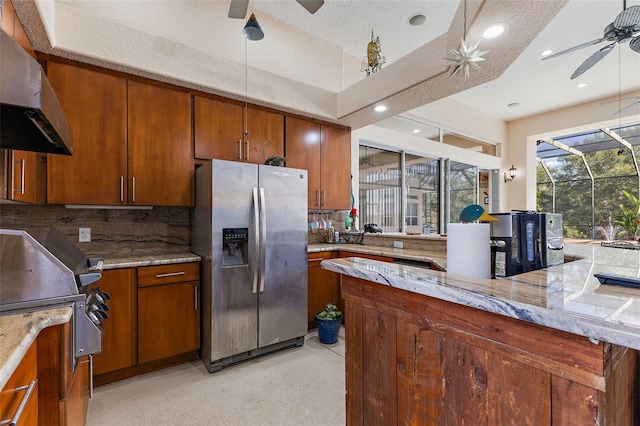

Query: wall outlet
left=79, top=227, right=91, bottom=242
left=393, top=241, right=404, bottom=249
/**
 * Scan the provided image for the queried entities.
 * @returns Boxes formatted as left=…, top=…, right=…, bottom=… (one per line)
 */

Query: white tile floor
left=86, top=328, right=346, bottom=426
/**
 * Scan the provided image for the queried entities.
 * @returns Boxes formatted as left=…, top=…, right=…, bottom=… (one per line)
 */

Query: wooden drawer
left=137, top=262, right=200, bottom=287
left=1, top=343, right=38, bottom=426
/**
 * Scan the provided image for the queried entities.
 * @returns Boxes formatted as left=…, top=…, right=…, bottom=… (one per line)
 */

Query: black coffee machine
left=490, top=211, right=563, bottom=278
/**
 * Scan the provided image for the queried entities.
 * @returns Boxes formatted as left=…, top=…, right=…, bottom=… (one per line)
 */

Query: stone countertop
left=321, top=243, right=640, bottom=352
left=308, top=243, right=447, bottom=270
left=81, top=242, right=201, bottom=269
left=0, top=306, right=73, bottom=390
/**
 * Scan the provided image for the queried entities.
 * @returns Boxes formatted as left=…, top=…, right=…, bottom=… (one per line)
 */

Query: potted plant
left=615, top=190, right=640, bottom=240
left=315, top=303, right=343, bottom=344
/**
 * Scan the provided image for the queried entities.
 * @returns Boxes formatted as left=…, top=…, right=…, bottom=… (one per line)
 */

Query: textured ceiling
left=13, top=0, right=640, bottom=129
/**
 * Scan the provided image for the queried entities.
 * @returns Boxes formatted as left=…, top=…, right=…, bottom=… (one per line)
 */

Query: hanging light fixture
left=445, top=0, right=489, bottom=80
left=243, top=13, right=264, bottom=41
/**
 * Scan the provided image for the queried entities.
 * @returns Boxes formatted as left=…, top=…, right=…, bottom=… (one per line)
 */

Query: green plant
left=316, top=303, right=342, bottom=320
left=614, top=190, right=640, bottom=239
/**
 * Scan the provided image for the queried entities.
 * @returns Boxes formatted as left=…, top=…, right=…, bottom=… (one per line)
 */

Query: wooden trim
left=342, top=277, right=607, bottom=381
left=93, top=352, right=198, bottom=387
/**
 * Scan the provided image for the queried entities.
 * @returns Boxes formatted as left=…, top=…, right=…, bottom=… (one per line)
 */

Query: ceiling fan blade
left=296, top=0, right=324, bottom=14
left=228, top=0, right=249, bottom=19
left=542, top=37, right=606, bottom=60
left=614, top=5, right=640, bottom=30
left=570, top=42, right=615, bottom=79
left=612, top=100, right=640, bottom=116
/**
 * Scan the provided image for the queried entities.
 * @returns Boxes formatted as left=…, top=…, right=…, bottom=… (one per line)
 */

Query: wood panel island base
left=340, top=275, right=639, bottom=425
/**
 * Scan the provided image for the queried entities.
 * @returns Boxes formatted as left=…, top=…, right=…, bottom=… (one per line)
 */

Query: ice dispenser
left=222, top=228, right=248, bottom=267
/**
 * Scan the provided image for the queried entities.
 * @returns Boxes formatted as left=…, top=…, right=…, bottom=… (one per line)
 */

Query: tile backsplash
left=0, top=205, right=190, bottom=248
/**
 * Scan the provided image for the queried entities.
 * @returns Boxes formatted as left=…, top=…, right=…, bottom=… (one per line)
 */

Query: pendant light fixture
left=445, top=0, right=489, bottom=80
left=243, top=13, right=264, bottom=41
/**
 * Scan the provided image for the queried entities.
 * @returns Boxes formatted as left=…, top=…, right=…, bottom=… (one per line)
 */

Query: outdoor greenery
left=537, top=145, right=640, bottom=239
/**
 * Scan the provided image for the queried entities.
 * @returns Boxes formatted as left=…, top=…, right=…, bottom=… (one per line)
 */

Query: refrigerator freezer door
left=197, top=160, right=260, bottom=363
left=258, top=165, right=308, bottom=347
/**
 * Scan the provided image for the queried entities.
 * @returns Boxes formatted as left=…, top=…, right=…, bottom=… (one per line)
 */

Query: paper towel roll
left=446, top=223, right=491, bottom=279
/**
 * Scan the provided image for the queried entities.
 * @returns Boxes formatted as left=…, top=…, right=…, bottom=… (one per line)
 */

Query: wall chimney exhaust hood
left=0, top=31, right=73, bottom=155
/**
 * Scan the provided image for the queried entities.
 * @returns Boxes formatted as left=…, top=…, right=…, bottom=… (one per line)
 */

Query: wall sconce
left=504, top=165, right=517, bottom=183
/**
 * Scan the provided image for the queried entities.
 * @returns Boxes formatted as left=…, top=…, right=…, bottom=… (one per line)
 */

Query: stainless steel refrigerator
left=193, top=159, right=308, bottom=372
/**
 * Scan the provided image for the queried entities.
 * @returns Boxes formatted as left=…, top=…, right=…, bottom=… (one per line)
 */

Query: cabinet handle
left=245, top=140, right=250, bottom=162
left=13, top=159, right=25, bottom=195
left=316, top=190, right=321, bottom=207
left=194, top=285, right=198, bottom=311
left=120, top=176, right=124, bottom=202
left=237, top=139, right=242, bottom=161
left=0, top=379, right=37, bottom=426
left=321, top=190, right=326, bottom=207
left=155, top=271, right=186, bottom=278
left=132, top=177, right=136, bottom=202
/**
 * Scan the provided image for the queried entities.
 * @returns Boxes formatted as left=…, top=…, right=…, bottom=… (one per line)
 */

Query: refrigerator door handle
left=252, top=187, right=260, bottom=294
left=259, top=187, right=266, bottom=293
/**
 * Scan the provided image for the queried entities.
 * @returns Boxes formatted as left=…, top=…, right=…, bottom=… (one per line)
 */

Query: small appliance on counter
left=490, top=211, right=563, bottom=278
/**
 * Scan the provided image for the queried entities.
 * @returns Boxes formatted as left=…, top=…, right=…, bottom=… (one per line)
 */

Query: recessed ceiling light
left=413, top=129, right=421, bottom=133
left=408, top=14, right=427, bottom=26
left=577, top=83, right=587, bottom=88
left=482, top=23, right=509, bottom=39
left=540, top=49, right=553, bottom=57
left=373, top=105, right=388, bottom=113
left=507, top=102, right=520, bottom=107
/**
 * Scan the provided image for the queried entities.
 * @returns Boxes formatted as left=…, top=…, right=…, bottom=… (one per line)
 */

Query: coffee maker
left=490, top=211, right=563, bottom=278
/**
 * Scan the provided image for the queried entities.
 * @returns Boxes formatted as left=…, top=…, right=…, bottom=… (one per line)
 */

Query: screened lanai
left=536, top=122, right=640, bottom=239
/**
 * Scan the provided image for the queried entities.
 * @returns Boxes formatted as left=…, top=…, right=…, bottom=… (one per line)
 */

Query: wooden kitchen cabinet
left=1, top=0, right=36, bottom=59
left=285, top=116, right=351, bottom=209
left=307, top=252, right=340, bottom=330
left=47, top=62, right=128, bottom=205
left=127, top=80, right=192, bottom=206
left=47, top=63, right=192, bottom=206
left=342, top=275, right=639, bottom=425
left=37, top=321, right=90, bottom=426
left=1, top=149, right=46, bottom=203
left=137, top=263, right=200, bottom=364
left=1, top=341, right=38, bottom=426
left=89, top=268, right=136, bottom=376
left=194, top=96, right=284, bottom=165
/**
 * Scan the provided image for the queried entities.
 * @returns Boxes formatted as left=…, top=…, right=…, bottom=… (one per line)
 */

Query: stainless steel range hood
left=0, top=30, right=73, bottom=155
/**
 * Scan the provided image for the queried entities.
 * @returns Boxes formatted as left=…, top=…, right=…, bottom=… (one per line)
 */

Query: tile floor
left=86, top=328, right=346, bottom=426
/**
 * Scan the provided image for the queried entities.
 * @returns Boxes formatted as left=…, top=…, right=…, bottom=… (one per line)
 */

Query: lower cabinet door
left=90, top=268, right=135, bottom=375
left=138, top=281, right=200, bottom=364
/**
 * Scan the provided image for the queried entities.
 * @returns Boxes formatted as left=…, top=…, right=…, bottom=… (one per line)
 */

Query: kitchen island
left=321, top=243, right=640, bottom=425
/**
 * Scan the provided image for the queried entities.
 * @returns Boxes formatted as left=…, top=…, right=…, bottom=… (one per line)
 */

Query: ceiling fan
left=542, top=1, right=640, bottom=80
left=228, top=0, right=324, bottom=19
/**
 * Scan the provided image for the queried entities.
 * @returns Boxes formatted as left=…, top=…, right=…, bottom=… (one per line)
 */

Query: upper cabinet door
left=194, top=96, right=243, bottom=161
left=285, top=116, right=321, bottom=208
left=47, top=62, right=127, bottom=205
left=127, top=81, right=192, bottom=207
left=320, top=125, right=351, bottom=210
left=245, top=106, right=284, bottom=165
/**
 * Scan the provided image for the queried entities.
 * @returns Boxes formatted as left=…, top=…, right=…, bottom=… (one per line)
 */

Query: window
left=359, top=146, right=402, bottom=232
left=536, top=123, right=640, bottom=239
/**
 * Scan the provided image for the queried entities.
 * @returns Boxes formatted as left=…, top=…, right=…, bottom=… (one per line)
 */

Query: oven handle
left=79, top=258, right=104, bottom=287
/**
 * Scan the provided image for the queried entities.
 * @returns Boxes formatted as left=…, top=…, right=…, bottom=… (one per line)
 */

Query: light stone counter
left=322, top=243, right=640, bottom=351
left=308, top=243, right=446, bottom=270
left=81, top=242, right=201, bottom=269
left=0, top=306, right=73, bottom=389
